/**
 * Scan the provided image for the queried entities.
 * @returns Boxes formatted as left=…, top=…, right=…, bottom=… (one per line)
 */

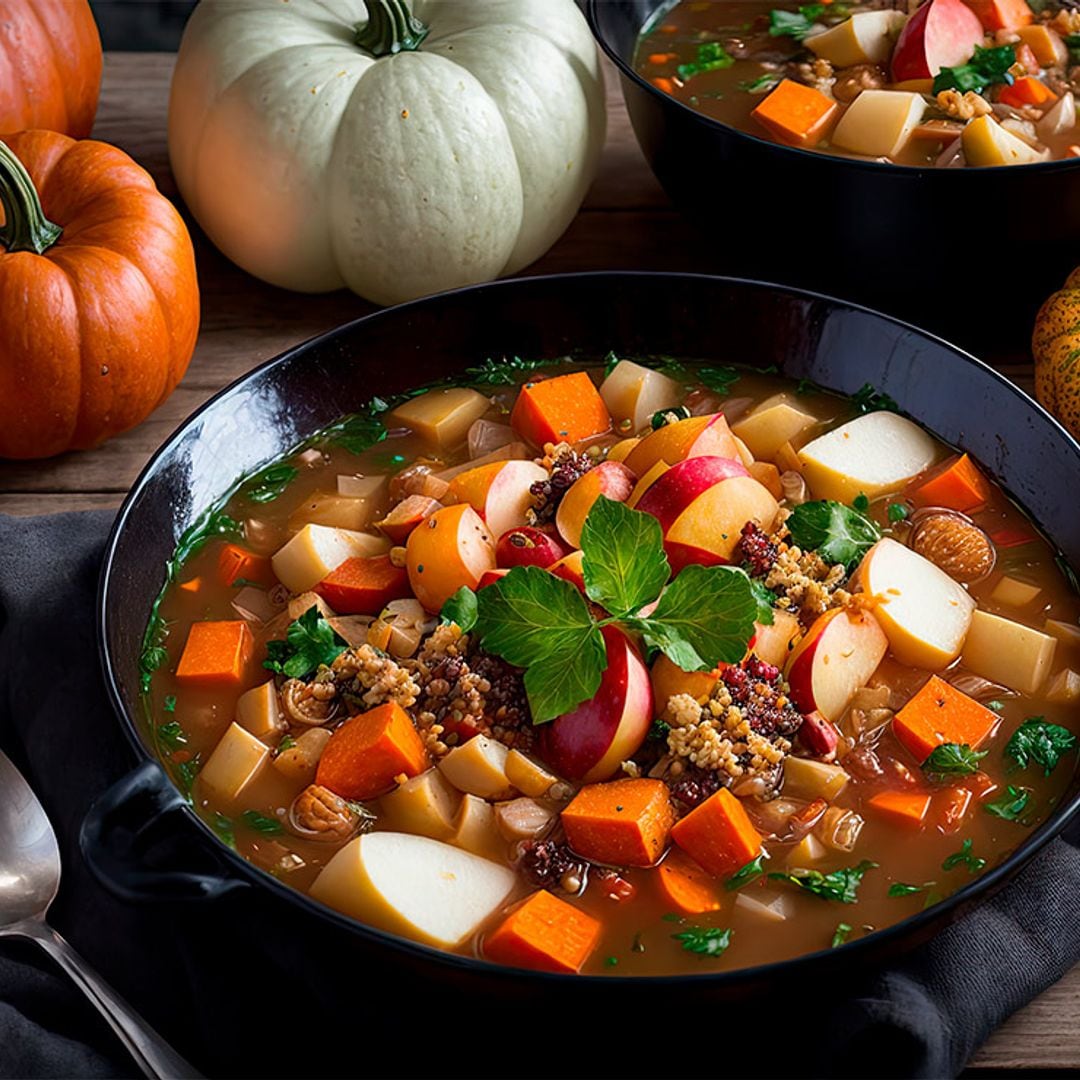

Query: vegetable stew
left=140, top=356, right=1079, bottom=975
left=635, top=0, right=1080, bottom=166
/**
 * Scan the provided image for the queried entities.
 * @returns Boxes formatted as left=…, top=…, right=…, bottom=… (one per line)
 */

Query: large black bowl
left=587, top=0, right=1080, bottom=356
left=85, top=273, right=1080, bottom=1076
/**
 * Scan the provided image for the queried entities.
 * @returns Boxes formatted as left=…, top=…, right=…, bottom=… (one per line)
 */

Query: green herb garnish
left=441, top=586, right=479, bottom=632
left=786, top=500, right=881, bottom=570
left=158, top=721, right=188, bottom=752
left=932, top=44, right=1015, bottom=95
left=888, top=881, right=935, bottom=897
left=749, top=579, right=777, bottom=626
left=850, top=382, right=899, bottom=414
left=603, top=351, right=620, bottom=378
left=942, top=838, right=986, bottom=875
left=676, top=41, right=735, bottom=81
left=581, top=497, right=671, bottom=616
left=852, top=492, right=870, bottom=512
left=923, top=743, right=988, bottom=781
left=464, top=355, right=572, bottom=386
left=768, top=860, right=877, bottom=903
left=241, top=810, right=285, bottom=835
left=264, top=606, right=348, bottom=679
left=831, top=922, right=853, bottom=948
left=769, top=4, right=826, bottom=40
left=1005, top=717, right=1077, bottom=776
left=725, top=854, right=767, bottom=891
left=650, top=718, right=671, bottom=740
left=277, top=735, right=297, bottom=754
left=211, top=812, right=236, bottom=850
left=887, top=502, right=910, bottom=524
left=739, top=72, right=782, bottom=94
left=984, top=785, right=1031, bottom=822
left=171, top=508, right=243, bottom=570
left=672, top=926, right=733, bottom=957
left=243, top=462, right=299, bottom=504
left=650, top=405, right=691, bottom=430
left=697, top=365, right=742, bottom=396
left=163, top=694, right=177, bottom=713
left=986, top=699, right=1006, bottom=713
left=175, top=755, right=200, bottom=797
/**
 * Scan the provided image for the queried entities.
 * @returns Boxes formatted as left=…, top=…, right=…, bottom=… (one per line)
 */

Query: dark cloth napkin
left=0, top=510, right=1077, bottom=1080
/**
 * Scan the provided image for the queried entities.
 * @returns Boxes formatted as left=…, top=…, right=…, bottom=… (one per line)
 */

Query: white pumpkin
left=168, top=0, right=606, bottom=304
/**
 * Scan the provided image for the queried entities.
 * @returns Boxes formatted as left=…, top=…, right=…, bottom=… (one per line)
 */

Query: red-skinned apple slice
left=623, top=412, right=741, bottom=477
left=538, top=625, right=653, bottom=782
left=664, top=476, right=779, bottom=564
left=634, top=456, right=749, bottom=532
left=549, top=550, right=586, bottom=593
left=555, top=461, right=636, bottom=548
left=784, top=608, right=888, bottom=722
left=496, top=526, right=567, bottom=569
left=477, top=568, right=510, bottom=589
left=891, top=0, right=984, bottom=80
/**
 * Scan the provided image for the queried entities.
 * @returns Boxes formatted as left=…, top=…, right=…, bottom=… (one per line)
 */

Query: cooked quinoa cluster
left=527, top=442, right=594, bottom=525
left=329, top=644, right=420, bottom=710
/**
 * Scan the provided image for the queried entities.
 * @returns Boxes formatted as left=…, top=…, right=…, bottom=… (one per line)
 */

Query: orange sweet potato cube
left=966, top=0, right=1032, bottom=30
left=316, top=702, right=430, bottom=800
left=175, top=620, right=255, bottom=689
left=217, top=543, right=277, bottom=588
left=671, top=787, right=762, bottom=877
left=656, top=848, right=724, bottom=914
left=561, top=778, right=675, bottom=867
left=510, top=371, right=611, bottom=448
left=909, top=453, right=991, bottom=513
left=892, top=676, right=1001, bottom=764
left=751, top=79, right=838, bottom=148
left=483, top=889, right=602, bottom=974
left=867, top=789, right=932, bottom=829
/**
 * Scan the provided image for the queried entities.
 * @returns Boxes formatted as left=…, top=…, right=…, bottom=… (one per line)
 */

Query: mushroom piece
left=289, top=784, right=366, bottom=842
left=494, top=798, right=558, bottom=842
left=280, top=677, right=340, bottom=726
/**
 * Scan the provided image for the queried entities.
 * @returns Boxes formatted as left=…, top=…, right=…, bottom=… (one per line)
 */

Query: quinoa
left=328, top=645, right=420, bottom=710
left=527, top=442, right=594, bottom=525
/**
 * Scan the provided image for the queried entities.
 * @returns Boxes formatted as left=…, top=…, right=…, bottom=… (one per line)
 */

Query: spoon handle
left=21, top=921, right=199, bottom=1079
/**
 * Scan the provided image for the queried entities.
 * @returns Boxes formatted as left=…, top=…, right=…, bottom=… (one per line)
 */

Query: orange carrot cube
left=175, top=620, right=254, bottom=689
left=656, top=849, right=724, bottom=914
left=998, top=76, right=1057, bottom=108
left=868, top=789, right=932, bottom=829
left=315, top=555, right=411, bottom=615
left=966, top=0, right=1033, bottom=30
left=909, top=453, right=991, bottom=512
left=484, top=890, right=602, bottom=974
left=217, top=543, right=277, bottom=588
left=751, top=79, right=838, bottom=148
left=178, top=577, right=202, bottom=594
left=892, top=675, right=1001, bottom=764
left=561, top=778, right=675, bottom=867
left=510, top=372, right=611, bottom=449
left=316, top=702, right=430, bottom=800
left=671, top=788, right=762, bottom=877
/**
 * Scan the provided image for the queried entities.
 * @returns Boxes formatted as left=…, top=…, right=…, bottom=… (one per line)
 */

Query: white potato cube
left=200, top=722, right=270, bottom=801
left=287, top=492, right=378, bottom=533
left=380, top=768, right=461, bottom=840
left=962, top=115, right=1043, bottom=167
left=438, top=735, right=513, bottom=798
left=599, top=360, right=682, bottom=433
left=961, top=610, right=1057, bottom=694
left=832, top=91, right=926, bottom=158
left=450, top=794, right=506, bottom=862
left=272, top=523, right=389, bottom=593
left=783, top=757, right=850, bottom=801
left=235, top=681, right=283, bottom=741
left=990, top=576, right=1042, bottom=609
left=732, top=394, right=820, bottom=461
left=388, top=388, right=491, bottom=451
left=735, top=889, right=796, bottom=922
left=807, top=10, right=906, bottom=67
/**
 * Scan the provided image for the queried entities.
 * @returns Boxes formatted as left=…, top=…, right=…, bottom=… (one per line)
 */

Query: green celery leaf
left=850, top=383, right=900, bottom=414
left=725, top=854, right=767, bottom=891
left=831, top=922, right=853, bottom=948
left=769, top=860, right=878, bottom=903
left=942, top=838, right=986, bottom=874
left=441, top=586, right=478, bottom=632
left=697, top=365, right=741, bottom=396
left=241, top=810, right=285, bottom=835
left=676, top=42, right=735, bottom=81
left=769, top=4, right=825, bottom=39
left=984, top=785, right=1031, bottom=822
left=888, top=881, right=934, bottom=897
left=786, top=500, right=881, bottom=570
left=932, top=44, right=1016, bottom=95
left=581, top=497, right=670, bottom=616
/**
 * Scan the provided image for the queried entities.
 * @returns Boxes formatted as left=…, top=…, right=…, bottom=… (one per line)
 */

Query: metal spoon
left=0, top=749, right=196, bottom=1078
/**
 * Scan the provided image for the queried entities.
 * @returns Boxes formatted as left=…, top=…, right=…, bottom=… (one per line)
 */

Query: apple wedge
left=555, top=460, right=636, bottom=548
left=623, top=412, right=740, bottom=477
left=538, top=625, right=653, bottom=782
left=446, top=459, right=548, bottom=540
left=807, top=9, right=907, bottom=67
left=858, top=538, right=976, bottom=669
left=891, top=0, right=985, bottom=80
left=663, top=475, right=779, bottom=567
left=634, top=455, right=749, bottom=532
left=406, top=503, right=496, bottom=612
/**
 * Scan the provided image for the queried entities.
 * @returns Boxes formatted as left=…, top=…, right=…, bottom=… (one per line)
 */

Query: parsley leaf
left=888, top=881, right=935, bottom=897
left=933, top=44, right=1016, bottom=95
left=1068, top=33, right=1080, bottom=64
left=317, top=402, right=390, bottom=456
left=739, top=72, right=782, bottom=94
left=158, top=721, right=187, bottom=752
left=441, top=586, right=478, bottom=632
left=697, top=365, right=741, bottom=396
left=676, top=42, right=735, bottom=81
left=984, top=785, right=1031, bottom=822
left=241, top=810, right=285, bottom=835
left=786, top=500, right=881, bottom=570
left=581, top=497, right=670, bottom=616
left=850, top=383, right=899, bottom=414
left=725, top=854, right=767, bottom=891
left=243, top=462, right=299, bottom=504
left=769, top=860, right=877, bottom=903
left=923, top=743, right=988, bottom=781
left=264, top=607, right=348, bottom=680
left=769, top=4, right=826, bottom=39
left=651, top=405, right=691, bottom=430
left=672, top=926, right=733, bottom=956
left=175, top=755, right=201, bottom=798
left=852, top=493, right=870, bottom=512
left=887, top=502, right=910, bottom=523
left=1005, top=717, right=1077, bottom=776
left=475, top=566, right=606, bottom=724
left=464, top=355, right=571, bottom=386
left=163, top=694, right=177, bottom=713
left=750, top=579, right=777, bottom=626
left=831, top=922, right=853, bottom=948
left=942, top=838, right=986, bottom=874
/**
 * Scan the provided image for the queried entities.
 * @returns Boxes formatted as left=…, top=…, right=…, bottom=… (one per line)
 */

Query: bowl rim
left=97, top=269, right=1080, bottom=986
left=585, top=0, right=1080, bottom=178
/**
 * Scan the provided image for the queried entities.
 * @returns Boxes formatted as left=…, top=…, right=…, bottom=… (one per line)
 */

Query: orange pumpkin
left=0, top=0, right=102, bottom=137
left=0, top=131, right=199, bottom=458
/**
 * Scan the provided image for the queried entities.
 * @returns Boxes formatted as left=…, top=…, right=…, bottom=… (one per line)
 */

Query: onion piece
left=468, top=419, right=515, bottom=460
left=231, top=585, right=277, bottom=624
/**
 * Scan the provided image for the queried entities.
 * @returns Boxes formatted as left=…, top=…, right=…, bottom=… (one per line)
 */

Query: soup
left=635, top=0, right=1079, bottom=166
left=139, top=356, right=1078, bottom=975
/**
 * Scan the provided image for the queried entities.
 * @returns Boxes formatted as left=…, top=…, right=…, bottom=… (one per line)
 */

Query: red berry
left=495, top=526, right=568, bottom=569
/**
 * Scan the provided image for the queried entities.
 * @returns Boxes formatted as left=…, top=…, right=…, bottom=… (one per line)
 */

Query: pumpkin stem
left=0, top=141, right=62, bottom=256
left=354, top=0, right=429, bottom=55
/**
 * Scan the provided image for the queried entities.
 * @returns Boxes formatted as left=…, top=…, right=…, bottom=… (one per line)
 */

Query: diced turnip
left=735, top=888, right=797, bottom=922
left=449, top=794, right=506, bottom=862
left=807, top=10, right=906, bottom=67
left=235, top=681, right=283, bottom=741
left=961, top=609, right=1057, bottom=694
left=337, top=473, right=388, bottom=500
left=1045, top=619, right=1080, bottom=652
left=231, top=585, right=278, bottom=624
left=599, top=359, right=682, bottom=433
left=832, top=90, right=927, bottom=158
left=309, top=832, right=517, bottom=947
left=380, top=768, right=462, bottom=840
left=388, top=388, right=491, bottom=451
left=200, top=722, right=270, bottom=801
left=287, top=590, right=336, bottom=621
left=273, top=728, right=331, bottom=784
left=732, top=393, right=820, bottom=461
left=1047, top=668, right=1080, bottom=704
left=438, top=735, right=513, bottom=798
left=287, top=492, right=377, bottom=533
left=272, top=523, right=389, bottom=593
left=1037, top=92, right=1076, bottom=140
left=494, top=797, right=558, bottom=841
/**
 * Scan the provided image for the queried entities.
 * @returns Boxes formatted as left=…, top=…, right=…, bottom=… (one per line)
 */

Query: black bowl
left=587, top=0, right=1080, bottom=356
left=85, top=273, right=1080, bottom=1076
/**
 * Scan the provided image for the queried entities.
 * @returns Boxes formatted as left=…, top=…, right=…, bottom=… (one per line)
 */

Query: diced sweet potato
left=891, top=675, right=1000, bottom=763
left=510, top=372, right=611, bottom=448
left=217, top=543, right=277, bottom=588
left=671, top=788, right=762, bottom=877
left=656, top=849, right=724, bottom=914
left=751, top=79, right=838, bottom=148
left=561, top=778, right=674, bottom=867
left=315, top=555, right=411, bottom=615
left=909, top=453, right=991, bottom=512
left=966, top=0, right=1033, bottom=30
left=867, top=789, right=932, bottom=829
left=175, top=620, right=254, bottom=689
left=483, top=890, right=602, bottom=974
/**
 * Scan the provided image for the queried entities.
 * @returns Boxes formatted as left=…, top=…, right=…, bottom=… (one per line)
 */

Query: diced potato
left=200, top=722, right=270, bottom=801
left=337, top=473, right=388, bottom=500
left=494, top=797, right=558, bottom=841
left=388, top=388, right=491, bottom=451
left=751, top=609, right=801, bottom=669
left=272, top=523, right=390, bottom=594
left=273, top=727, right=331, bottom=784
left=309, top=832, right=516, bottom=948
left=962, top=115, right=1043, bottom=166
left=1016, top=24, right=1069, bottom=67
left=599, top=360, right=682, bottom=433
left=380, top=768, right=462, bottom=840
left=235, top=681, right=283, bottom=741
left=438, top=735, right=513, bottom=798
left=783, top=756, right=850, bottom=801
left=505, top=750, right=558, bottom=798
left=990, top=575, right=1042, bottom=608
left=1045, top=618, right=1080, bottom=652
left=1037, top=92, right=1076, bottom=140
left=735, top=888, right=796, bottom=922
left=832, top=90, right=926, bottom=158
left=231, top=585, right=278, bottom=624
left=806, top=10, right=906, bottom=67
left=732, top=394, right=820, bottom=461
left=1047, top=668, right=1080, bottom=704
left=450, top=794, right=506, bottom=862
left=961, top=609, right=1057, bottom=694
left=787, top=833, right=827, bottom=865
left=799, top=412, right=937, bottom=503
left=288, top=590, right=336, bottom=621
left=287, top=492, right=378, bottom=534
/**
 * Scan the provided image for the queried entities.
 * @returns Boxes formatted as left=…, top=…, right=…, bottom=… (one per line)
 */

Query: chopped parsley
left=852, top=492, right=870, bottom=512
left=786, top=499, right=881, bottom=570
left=984, top=785, right=1032, bottom=822
left=264, top=606, right=348, bottom=680
left=241, top=810, right=285, bottom=835
left=650, top=405, right=691, bottom=429
left=922, top=743, right=988, bottom=781
left=932, top=44, right=1016, bottom=95
left=769, top=4, right=826, bottom=40
left=676, top=41, right=735, bottom=81
left=163, top=694, right=177, bottom=713
left=157, top=721, right=187, bottom=752
left=888, top=881, right=935, bottom=898
left=850, top=382, right=899, bottom=414
left=887, top=502, right=910, bottom=524
left=831, top=922, right=853, bottom=948
left=242, top=462, right=299, bottom=504
left=697, top=365, right=742, bottom=396
left=725, top=854, right=768, bottom=891
left=739, top=72, right=782, bottom=94
left=672, top=926, right=733, bottom=957
left=942, top=838, right=986, bottom=875
left=1005, top=717, right=1077, bottom=776
left=768, top=860, right=878, bottom=903
left=211, top=812, right=236, bottom=850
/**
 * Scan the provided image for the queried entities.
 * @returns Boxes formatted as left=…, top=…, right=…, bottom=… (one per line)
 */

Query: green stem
left=0, top=140, right=62, bottom=255
left=355, top=0, right=429, bottom=55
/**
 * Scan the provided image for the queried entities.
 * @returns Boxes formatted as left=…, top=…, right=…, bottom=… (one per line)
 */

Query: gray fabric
left=0, top=509, right=1076, bottom=1079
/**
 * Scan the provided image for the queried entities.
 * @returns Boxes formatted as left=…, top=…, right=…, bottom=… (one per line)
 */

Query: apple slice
left=807, top=9, right=907, bottom=66
left=858, top=537, right=976, bottom=669
left=446, top=460, right=548, bottom=539
left=405, top=503, right=496, bottom=612
left=624, top=413, right=740, bottom=477
left=549, top=550, right=586, bottom=593
left=664, top=476, right=780, bottom=565
left=538, top=625, right=653, bottom=782
left=599, top=359, right=682, bottom=433
left=635, top=456, right=749, bottom=532
left=555, top=460, right=636, bottom=548
left=798, top=411, right=937, bottom=504
left=752, top=608, right=801, bottom=669
left=495, top=526, right=567, bottom=569
left=785, top=608, right=888, bottom=721
left=650, top=652, right=722, bottom=714
left=891, top=0, right=985, bottom=81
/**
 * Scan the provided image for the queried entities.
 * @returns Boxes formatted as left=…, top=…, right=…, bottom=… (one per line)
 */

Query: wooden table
left=1, top=52, right=1074, bottom=1073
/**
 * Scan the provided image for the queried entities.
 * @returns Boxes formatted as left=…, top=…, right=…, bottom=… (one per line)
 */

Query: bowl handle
left=80, top=761, right=249, bottom=903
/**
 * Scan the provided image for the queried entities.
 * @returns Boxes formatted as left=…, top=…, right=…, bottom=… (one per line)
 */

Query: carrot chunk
left=483, top=890, right=602, bottom=974
left=175, top=620, right=254, bottom=689
left=868, top=789, right=932, bottom=829
left=178, top=577, right=202, bottom=594
left=751, top=79, right=838, bottom=148
left=892, top=675, right=1001, bottom=764
left=966, top=0, right=1033, bottom=30
left=510, top=372, right=611, bottom=449
left=909, top=453, right=991, bottom=513
left=934, top=785, right=973, bottom=834
left=217, top=543, right=277, bottom=588
left=561, top=778, right=674, bottom=867
left=998, top=76, right=1057, bottom=108
left=315, top=555, right=411, bottom=615
left=671, top=788, right=762, bottom=877
left=656, top=849, right=724, bottom=914
left=316, top=702, right=430, bottom=800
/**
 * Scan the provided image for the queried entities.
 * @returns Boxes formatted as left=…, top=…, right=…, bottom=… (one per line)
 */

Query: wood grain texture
left=0, top=51, right=1070, bottom=1073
